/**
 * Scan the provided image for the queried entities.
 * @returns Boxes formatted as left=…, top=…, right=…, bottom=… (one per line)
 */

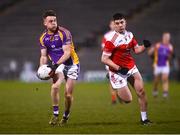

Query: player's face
left=44, top=16, right=57, bottom=32
left=109, top=21, right=115, bottom=31
left=114, top=19, right=126, bottom=33
left=162, top=33, right=171, bottom=44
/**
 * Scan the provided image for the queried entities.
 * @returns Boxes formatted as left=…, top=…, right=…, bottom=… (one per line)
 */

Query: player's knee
left=65, top=93, right=73, bottom=100
left=121, top=96, right=132, bottom=104
left=51, top=84, right=59, bottom=91
left=124, top=99, right=132, bottom=104
left=137, top=88, right=145, bottom=97
left=162, top=78, right=168, bottom=83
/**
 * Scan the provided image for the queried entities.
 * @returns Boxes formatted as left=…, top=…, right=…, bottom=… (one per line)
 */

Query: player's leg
left=109, top=83, right=117, bottom=104
left=153, top=74, right=160, bottom=97
left=116, top=86, right=132, bottom=103
left=161, top=66, right=170, bottom=98
left=106, top=66, right=117, bottom=104
left=60, top=78, right=76, bottom=125
left=153, top=66, right=161, bottom=97
left=60, top=64, right=79, bottom=125
left=162, top=73, right=169, bottom=98
left=49, top=73, right=64, bottom=125
left=109, top=71, right=132, bottom=103
left=131, top=72, right=151, bottom=124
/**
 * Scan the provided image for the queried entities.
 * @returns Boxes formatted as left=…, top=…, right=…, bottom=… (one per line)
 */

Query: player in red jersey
left=101, top=20, right=117, bottom=104
left=101, top=13, right=152, bottom=125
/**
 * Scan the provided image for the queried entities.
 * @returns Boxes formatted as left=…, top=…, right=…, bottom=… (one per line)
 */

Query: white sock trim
left=54, top=111, right=59, bottom=115
left=141, top=111, right=147, bottom=121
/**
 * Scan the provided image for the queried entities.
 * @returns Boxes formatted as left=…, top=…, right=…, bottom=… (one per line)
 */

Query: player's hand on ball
left=49, top=64, right=59, bottom=72
left=47, top=64, right=59, bottom=77
left=117, top=67, right=129, bottom=75
left=143, top=40, right=151, bottom=48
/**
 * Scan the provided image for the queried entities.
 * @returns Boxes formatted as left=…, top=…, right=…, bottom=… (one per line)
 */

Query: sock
left=112, top=94, right=116, bottom=102
left=152, top=90, right=158, bottom=97
left=63, top=111, right=70, bottom=118
left=163, top=91, right=168, bottom=98
left=141, top=112, right=147, bottom=121
left=53, top=106, right=59, bottom=117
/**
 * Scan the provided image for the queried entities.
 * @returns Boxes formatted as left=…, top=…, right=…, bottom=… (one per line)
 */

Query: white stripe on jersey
left=105, top=30, right=134, bottom=47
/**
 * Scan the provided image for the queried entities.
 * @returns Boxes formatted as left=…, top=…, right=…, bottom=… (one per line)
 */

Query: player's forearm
left=56, top=51, right=71, bottom=65
left=101, top=55, right=119, bottom=71
left=40, top=56, right=48, bottom=66
left=147, top=47, right=154, bottom=56
left=134, top=45, right=146, bottom=54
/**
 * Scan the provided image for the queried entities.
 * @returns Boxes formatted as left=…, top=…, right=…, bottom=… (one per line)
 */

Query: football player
left=38, top=10, right=80, bottom=126
left=148, top=32, right=174, bottom=98
left=101, top=20, right=117, bottom=104
left=101, top=13, right=152, bottom=125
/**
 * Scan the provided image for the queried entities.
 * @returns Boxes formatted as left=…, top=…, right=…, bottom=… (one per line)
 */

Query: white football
left=37, top=64, right=52, bottom=80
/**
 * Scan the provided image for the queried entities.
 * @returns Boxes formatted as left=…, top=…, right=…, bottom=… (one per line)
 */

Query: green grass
left=0, top=81, right=180, bottom=133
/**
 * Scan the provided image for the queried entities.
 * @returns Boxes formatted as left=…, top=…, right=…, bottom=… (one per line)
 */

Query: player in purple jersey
left=148, top=32, right=173, bottom=98
left=38, top=10, right=80, bottom=126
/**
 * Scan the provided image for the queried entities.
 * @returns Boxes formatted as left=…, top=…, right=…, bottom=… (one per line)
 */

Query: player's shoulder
left=168, top=43, right=173, bottom=50
left=105, top=30, right=118, bottom=42
left=104, top=30, right=113, bottom=38
left=58, top=26, right=71, bottom=36
left=39, top=30, right=47, bottom=41
left=168, top=43, right=173, bottom=47
left=40, top=30, right=47, bottom=37
left=125, top=30, right=134, bottom=39
left=155, top=42, right=161, bottom=48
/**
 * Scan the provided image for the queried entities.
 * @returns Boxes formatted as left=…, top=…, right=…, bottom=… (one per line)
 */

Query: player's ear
left=124, top=19, right=127, bottom=24
left=43, top=19, right=47, bottom=26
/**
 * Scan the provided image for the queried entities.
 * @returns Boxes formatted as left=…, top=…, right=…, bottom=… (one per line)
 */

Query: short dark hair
left=43, top=10, right=56, bottom=19
left=113, top=13, right=126, bottom=21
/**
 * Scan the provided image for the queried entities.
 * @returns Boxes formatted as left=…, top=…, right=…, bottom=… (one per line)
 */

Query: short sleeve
left=132, top=37, right=138, bottom=48
left=101, top=37, right=106, bottom=49
left=103, top=41, right=115, bottom=56
left=63, top=30, right=73, bottom=45
left=39, top=33, right=46, bottom=49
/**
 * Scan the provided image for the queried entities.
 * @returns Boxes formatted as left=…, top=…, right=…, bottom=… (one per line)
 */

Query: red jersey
left=101, top=30, right=113, bottom=49
left=103, top=30, right=139, bottom=71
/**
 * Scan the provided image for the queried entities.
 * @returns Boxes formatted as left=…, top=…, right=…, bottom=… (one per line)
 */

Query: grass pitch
left=0, top=81, right=180, bottom=134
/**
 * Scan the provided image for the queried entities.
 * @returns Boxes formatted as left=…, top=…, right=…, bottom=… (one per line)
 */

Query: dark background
left=0, top=0, right=179, bottom=81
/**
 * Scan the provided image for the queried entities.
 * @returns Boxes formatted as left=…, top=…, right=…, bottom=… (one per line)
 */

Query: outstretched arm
left=134, top=40, right=151, bottom=54
left=134, top=45, right=146, bottom=54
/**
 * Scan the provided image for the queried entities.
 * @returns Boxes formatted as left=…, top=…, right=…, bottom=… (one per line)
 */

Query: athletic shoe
left=49, top=115, right=59, bottom=125
left=141, top=119, right=152, bottom=125
left=59, top=115, right=69, bottom=126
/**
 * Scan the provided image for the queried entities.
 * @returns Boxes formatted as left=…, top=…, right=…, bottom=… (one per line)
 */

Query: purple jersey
left=154, top=43, right=172, bottom=66
left=39, top=26, right=79, bottom=65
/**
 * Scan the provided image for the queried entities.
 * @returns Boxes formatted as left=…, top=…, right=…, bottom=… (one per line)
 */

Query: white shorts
left=105, top=65, right=109, bottom=71
left=154, top=65, right=170, bottom=75
left=109, top=66, right=139, bottom=89
left=55, top=64, right=80, bottom=80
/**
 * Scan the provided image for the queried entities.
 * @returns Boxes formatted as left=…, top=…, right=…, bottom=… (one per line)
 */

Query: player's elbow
left=40, top=56, right=47, bottom=65
left=101, top=55, right=107, bottom=64
left=65, top=50, right=71, bottom=58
